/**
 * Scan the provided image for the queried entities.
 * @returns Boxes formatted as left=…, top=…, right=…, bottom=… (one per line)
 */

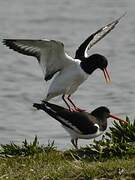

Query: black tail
left=33, top=101, right=64, bottom=121
left=33, top=101, right=77, bottom=130
left=33, top=101, right=68, bottom=113
left=33, top=102, right=45, bottom=110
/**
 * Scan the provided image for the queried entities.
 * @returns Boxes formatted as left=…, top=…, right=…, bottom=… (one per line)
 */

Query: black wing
left=75, top=13, right=126, bottom=60
left=33, top=101, right=98, bottom=135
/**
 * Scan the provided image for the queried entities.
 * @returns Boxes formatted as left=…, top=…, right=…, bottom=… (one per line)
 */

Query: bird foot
left=68, top=107, right=85, bottom=112
left=68, top=108, right=76, bottom=112
left=74, top=107, right=86, bottom=112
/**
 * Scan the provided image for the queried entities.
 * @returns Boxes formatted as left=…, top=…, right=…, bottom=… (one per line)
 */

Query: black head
left=91, top=106, right=128, bottom=131
left=80, top=53, right=108, bottom=74
left=91, top=106, right=110, bottom=120
left=80, top=54, right=111, bottom=83
left=91, top=54, right=108, bottom=70
left=91, top=106, right=110, bottom=131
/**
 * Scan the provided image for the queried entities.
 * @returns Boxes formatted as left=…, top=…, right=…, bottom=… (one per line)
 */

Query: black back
left=33, top=101, right=98, bottom=135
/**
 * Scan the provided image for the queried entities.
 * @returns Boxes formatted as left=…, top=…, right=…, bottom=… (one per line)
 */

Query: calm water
left=0, top=0, right=135, bottom=148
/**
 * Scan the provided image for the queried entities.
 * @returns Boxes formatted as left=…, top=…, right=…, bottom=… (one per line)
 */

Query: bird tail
left=33, top=101, right=78, bottom=131
left=33, top=102, right=46, bottom=111
left=33, top=101, right=69, bottom=121
left=33, top=101, right=66, bottom=112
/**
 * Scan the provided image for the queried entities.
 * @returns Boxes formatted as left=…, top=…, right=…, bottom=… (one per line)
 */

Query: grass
left=0, top=151, right=135, bottom=179
left=0, top=118, right=135, bottom=179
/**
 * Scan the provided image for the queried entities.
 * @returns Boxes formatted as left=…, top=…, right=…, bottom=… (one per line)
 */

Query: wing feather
left=3, top=39, right=41, bottom=60
left=33, top=101, right=98, bottom=135
left=75, top=13, right=126, bottom=60
left=3, top=39, right=73, bottom=81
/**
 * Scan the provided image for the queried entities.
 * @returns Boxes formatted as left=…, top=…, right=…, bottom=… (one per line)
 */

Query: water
left=0, top=0, right=135, bottom=148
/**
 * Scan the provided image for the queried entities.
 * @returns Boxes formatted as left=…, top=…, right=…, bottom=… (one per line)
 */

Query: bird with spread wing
left=3, top=14, right=125, bottom=111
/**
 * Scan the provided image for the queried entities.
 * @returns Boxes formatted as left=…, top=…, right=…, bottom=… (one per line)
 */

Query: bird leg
left=62, top=95, right=74, bottom=112
left=74, top=138, right=78, bottom=149
left=67, top=95, right=85, bottom=112
left=71, top=138, right=78, bottom=149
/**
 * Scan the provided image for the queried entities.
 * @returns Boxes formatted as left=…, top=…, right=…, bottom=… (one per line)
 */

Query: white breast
left=45, top=60, right=89, bottom=100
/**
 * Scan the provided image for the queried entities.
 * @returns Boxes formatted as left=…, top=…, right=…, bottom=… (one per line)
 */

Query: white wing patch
left=44, top=104, right=82, bottom=134
left=57, top=116, right=82, bottom=134
left=84, top=13, right=126, bottom=58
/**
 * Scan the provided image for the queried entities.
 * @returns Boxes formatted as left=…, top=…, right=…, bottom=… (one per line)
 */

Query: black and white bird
left=3, top=14, right=125, bottom=111
left=33, top=101, right=128, bottom=148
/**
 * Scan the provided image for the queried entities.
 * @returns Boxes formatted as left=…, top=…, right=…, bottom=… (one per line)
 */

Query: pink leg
left=62, top=95, right=74, bottom=112
left=67, top=95, right=85, bottom=112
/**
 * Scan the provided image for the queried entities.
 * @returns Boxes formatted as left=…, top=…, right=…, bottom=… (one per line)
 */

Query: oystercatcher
left=33, top=101, right=128, bottom=148
left=3, top=14, right=125, bottom=111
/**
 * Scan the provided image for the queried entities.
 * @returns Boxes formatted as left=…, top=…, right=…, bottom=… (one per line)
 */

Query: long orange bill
left=109, top=114, right=128, bottom=124
left=103, top=68, right=111, bottom=84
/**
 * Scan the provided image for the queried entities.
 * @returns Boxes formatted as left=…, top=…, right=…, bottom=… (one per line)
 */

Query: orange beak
left=109, top=114, right=128, bottom=125
left=103, top=68, right=111, bottom=84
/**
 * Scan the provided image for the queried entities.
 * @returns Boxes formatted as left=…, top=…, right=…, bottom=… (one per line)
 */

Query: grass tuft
left=65, top=118, right=135, bottom=160
left=0, top=136, right=56, bottom=157
left=0, top=117, right=135, bottom=179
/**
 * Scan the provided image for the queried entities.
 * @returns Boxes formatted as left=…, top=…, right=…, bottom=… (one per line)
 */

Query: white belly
left=63, top=126, right=104, bottom=140
left=45, top=62, right=89, bottom=100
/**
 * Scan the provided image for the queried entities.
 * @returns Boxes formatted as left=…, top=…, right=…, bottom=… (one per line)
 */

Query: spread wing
left=3, top=39, right=73, bottom=81
left=75, top=13, right=126, bottom=60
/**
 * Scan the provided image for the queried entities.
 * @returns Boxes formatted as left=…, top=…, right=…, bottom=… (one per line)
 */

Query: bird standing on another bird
left=33, top=101, right=128, bottom=148
left=3, top=14, right=125, bottom=111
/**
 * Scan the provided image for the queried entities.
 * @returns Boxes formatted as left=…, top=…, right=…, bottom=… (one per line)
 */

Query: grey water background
left=0, top=0, right=135, bottom=149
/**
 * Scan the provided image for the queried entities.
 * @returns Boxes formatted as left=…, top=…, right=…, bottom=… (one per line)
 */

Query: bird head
left=80, top=54, right=111, bottom=83
left=92, top=54, right=111, bottom=84
left=91, top=106, right=128, bottom=125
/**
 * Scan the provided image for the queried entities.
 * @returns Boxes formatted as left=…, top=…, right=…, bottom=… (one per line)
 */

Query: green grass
left=0, top=118, right=135, bottom=179
left=0, top=151, right=135, bottom=179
